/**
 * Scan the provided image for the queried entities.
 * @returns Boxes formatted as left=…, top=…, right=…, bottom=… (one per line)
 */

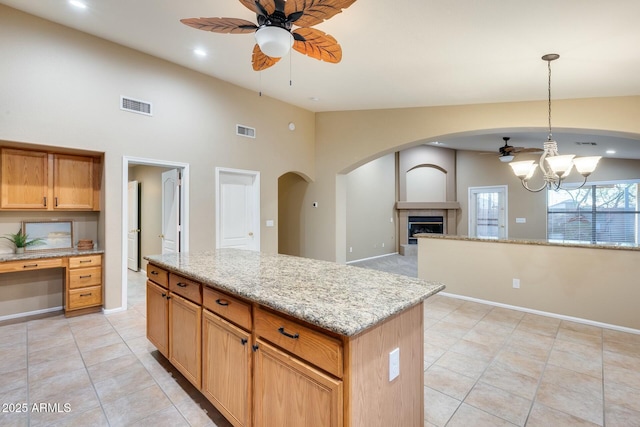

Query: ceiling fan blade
left=293, top=28, right=342, bottom=63
left=514, top=147, right=544, bottom=153
left=286, top=0, right=357, bottom=28
left=238, top=0, right=276, bottom=16
left=252, top=44, right=281, bottom=71
left=180, top=17, right=258, bottom=34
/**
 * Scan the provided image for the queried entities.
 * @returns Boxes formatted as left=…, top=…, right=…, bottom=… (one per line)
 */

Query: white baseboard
left=0, top=306, right=63, bottom=322
left=347, top=252, right=399, bottom=265
left=102, top=306, right=127, bottom=315
left=439, top=292, right=640, bottom=335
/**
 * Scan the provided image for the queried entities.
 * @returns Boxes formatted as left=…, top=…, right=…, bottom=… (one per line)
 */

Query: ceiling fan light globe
left=499, top=155, right=515, bottom=163
left=255, top=26, right=293, bottom=58
left=573, top=156, right=602, bottom=176
left=510, top=160, right=536, bottom=179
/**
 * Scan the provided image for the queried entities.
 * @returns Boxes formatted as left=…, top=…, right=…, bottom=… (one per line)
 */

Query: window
left=547, top=181, right=639, bottom=244
left=469, top=186, right=507, bottom=239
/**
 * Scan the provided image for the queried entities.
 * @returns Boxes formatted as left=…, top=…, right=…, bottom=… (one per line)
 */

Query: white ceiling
left=3, top=0, right=640, bottom=158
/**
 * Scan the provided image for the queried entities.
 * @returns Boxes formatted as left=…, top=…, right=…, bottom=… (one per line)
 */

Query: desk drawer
left=68, top=255, right=102, bottom=269
left=203, top=287, right=251, bottom=331
left=254, top=307, right=343, bottom=378
left=68, top=285, right=102, bottom=309
left=169, top=274, right=202, bottom=304
left=0, top=258, right=63, bottom=273
left=69, top=266, right=102, bottom=289
left=147, top=264, right=169, bottom=288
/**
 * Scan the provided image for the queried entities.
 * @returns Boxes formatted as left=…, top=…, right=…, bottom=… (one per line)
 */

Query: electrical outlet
left=382, top=242, right=385, bottom=248
left=389, top=217, right=394, bottom=223
left=513, top=278, right=520, bottom=289
left=349, top=247, right=353, bottom=253
left=389, top=348, right=400, bottom=381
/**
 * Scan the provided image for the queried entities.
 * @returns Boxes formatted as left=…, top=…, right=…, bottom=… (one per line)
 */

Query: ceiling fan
left=181, top=0, right=357, bottom=71
left=497, top=137, right=542, bottom=162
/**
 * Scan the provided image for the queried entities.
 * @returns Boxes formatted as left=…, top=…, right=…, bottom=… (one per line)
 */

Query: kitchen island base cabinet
left=169, top=292, right=202, bottom=389
left=202, top=310, right=251, bottom=427
left=254, top=340, right=343, bottom=427
left=146, top=280, right=169, bottom=358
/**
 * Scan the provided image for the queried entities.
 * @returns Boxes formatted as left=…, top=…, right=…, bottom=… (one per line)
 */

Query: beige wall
left=0, top=6, right=315, bottom=312
left=398, top=145, right=456, bottom=202
left=346, top=153, right=396, bottom=261
left=418, top=237, right=640, bottom=330
left=315, top=98, right=640, bottom=262
left=277, top=172, right=309, bottom=256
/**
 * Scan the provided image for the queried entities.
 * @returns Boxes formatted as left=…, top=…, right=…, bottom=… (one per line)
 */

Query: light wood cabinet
left=202, top=310, right=251, bottom=427
left=66, top=254, right=102, bottom=313
left=254, top=339, right=343, bottom=427
left=0, top=147, right=101, bottom=211
left=146, top=280, right=169, bottom=357
left=169, top=292, right=202, bottom=388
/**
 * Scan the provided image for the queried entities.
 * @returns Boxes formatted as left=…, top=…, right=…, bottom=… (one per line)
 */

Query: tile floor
left=1, top=263, right=639, bottom=426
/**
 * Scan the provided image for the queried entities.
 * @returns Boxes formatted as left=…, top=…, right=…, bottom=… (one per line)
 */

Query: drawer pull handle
left=55, top=197, right=58, bottom=207
left=79, top=260, right=92, bottom=264
left=43, top=196, right=47, bottom=207
left=151, top=271, right=159, bottom=275
left=241, top=338, right=248, bottom=346
left=161, top=293, right=167, bottom=298
left=79, top=275, right=92, bottom=279
left=215, top=299, right=229, bottom=306
left=23, top=264, right=38, bottom=268
left=176, top=282, right=187, bottom=288
left=80, top=293, right=92, bottom=297
left=278, top=327, right=299, bottom=340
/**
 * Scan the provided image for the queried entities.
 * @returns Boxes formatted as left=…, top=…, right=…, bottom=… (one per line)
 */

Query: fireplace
left=408, top=216, right=444, bottom=244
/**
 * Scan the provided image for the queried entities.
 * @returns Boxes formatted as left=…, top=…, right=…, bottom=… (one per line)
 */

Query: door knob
left=248, top=232, right=254, bottom=236
left=159, top=234, right=165, bottom=238
left=129, top=229, right=140, bottom=233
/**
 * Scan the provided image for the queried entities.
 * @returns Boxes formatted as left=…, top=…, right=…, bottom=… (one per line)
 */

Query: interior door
left=469, top=185, right=507, bottom=239
left=217, top=168, right=260, bottom=251
left=162, top=169, right=180, bottom=254
left=127, top=180, right=140, bottom=271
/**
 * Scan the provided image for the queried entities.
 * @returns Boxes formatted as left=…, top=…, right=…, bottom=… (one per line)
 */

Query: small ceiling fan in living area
left=496, top=137, right=542, bottom=163
left=181, top=0, right=357, bottom=71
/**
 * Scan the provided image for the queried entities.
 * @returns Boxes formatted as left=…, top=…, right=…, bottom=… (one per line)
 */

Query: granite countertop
left=145, top=249, right=445, bottom=337
left=417, top=233, right=640, bottom=252
left=0, top=248, right=104, bottom=262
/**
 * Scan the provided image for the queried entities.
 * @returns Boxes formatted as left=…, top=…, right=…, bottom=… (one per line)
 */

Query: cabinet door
left=202, top=310, right=251, bottom=427
left=0, top=148, right=48, bottom=209
left=53, top=154, right=94, bottom=210
left=169, top=292, right=202, bottom=388
left=146, top=280, right=169, bottom=357
left=254, top=340, right=343, bottom=427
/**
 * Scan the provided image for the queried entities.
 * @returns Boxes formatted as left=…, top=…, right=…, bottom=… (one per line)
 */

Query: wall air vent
left=120, top=96, right=152, bottom=116
left=236, top=124, right=256, bottom=138
left=575, top=141, right=597, bottom=146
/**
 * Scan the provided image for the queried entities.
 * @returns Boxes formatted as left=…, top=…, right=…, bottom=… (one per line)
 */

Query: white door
left=216, top=168, right=260, bottom=250
left=162, top=169, right=180, bottom=254
left=127, top=180, right=140, bottom=271
left=469, top=186, right=507, bottom=239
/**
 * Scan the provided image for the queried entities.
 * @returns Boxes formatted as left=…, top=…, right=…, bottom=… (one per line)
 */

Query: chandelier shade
left=254, top=26, right=293, bottom=58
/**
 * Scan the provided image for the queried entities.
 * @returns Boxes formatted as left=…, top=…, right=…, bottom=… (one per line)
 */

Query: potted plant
left=2, top=228, right=44, bottom=254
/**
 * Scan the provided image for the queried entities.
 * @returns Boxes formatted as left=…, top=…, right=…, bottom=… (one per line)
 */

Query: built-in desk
left=0, top=249, right=104, bottom=317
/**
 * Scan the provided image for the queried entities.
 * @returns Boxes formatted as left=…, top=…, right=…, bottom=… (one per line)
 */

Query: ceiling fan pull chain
left=289, top=52, right=292, bottom=87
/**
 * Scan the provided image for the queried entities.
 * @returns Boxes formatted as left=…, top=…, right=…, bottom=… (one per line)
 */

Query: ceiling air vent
left=575, top=141, right=597, bottom=146
left=120, top=96, right=152, bottom=116
left=236, top=124, right=256, bottom=138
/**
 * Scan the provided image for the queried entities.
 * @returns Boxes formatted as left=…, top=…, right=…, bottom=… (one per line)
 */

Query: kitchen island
left=145, top=249, right=444, bottom=427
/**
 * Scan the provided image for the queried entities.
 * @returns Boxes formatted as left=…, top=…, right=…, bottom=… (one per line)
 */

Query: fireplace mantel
left=395, top=201, right=460, bottom=210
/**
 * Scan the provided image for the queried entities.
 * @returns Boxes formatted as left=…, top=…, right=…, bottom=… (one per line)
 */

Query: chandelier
left=509, top=54, right=601, bottom=192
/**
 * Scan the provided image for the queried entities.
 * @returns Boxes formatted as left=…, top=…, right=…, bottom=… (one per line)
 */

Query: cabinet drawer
left=170, top=274, right=202, bottom=304
left=203, top=287, right=252, bottom=331
left=68, top=255, right=101, bottom=269
left=69, top=266, right=102, bottom=289
left=147, top=264, right=169, bottom=288
left=68, top=285, right=102, bottom=310
left=0, top=257, right=63, bottom=273
left=254, top=307, right=343, bottom=378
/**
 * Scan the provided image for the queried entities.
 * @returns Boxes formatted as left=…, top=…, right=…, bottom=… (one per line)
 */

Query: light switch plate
left=389, top=348, right=400, bottom=381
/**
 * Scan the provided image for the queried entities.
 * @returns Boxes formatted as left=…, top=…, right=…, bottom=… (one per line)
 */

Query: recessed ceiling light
left=69, top=0, right=87, bottom=9
left=309, top=97, right=320, bottom=102
left=606, top=149, right=616, bottom=154
left=193, top=49, right=207, bottom=57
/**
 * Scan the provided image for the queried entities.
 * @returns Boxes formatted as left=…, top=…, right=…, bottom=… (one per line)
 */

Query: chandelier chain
left=547, top=59, right=552, bottom=138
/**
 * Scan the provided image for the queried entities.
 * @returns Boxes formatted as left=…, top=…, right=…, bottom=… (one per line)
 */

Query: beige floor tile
left=0, top=368, right=27, bottom=394
left=114, top=320, right=147, bottom=341
left=174, top=393, right=227, bottom=427
left=493, top=347, right=545, bottom=379
left=435, top=350, right=491, bottom=379
left=457, top=301, right=493, bottom=315
left=424, top=386, right=461, bottom=427
left=0, top=346, right=26, bottom=375
left=515, top=316, right=560, bottom=338
left=27, top=333, right=75, bottom=352
left=535, top=379, right=603, bottom=425
left=441, top=311, right=483, bottom=329
left=559, top=320, right=603, bottom=336
left=526, top=402, right=601, bottom=427
left=28, top=351, right=85, bottom=383
left=603, top=349, right=640, bottom=371
left=423, top=343, right=447, bottom=368
left=541, top=364, right=603, bottom=397
left=447, top=403, right=517, bottom=427
left=93, top=362, right=156, bottom=402
left=432, top=318, right=473, bottom=339
left=129, top=405, right=190, bottom=427
left=505, top=330, right=555, bottom=362
left=480, top=362, right=539, bottom=400
left=29, top=368, right=93, bottom=403
left=604, top=363, right=640, bottom=391
left=603, top=337, right=640, bottom=359
left=27, top=322, right=71, bottom=342
left=604, top=381, right=640, bottom=413
left=126, top=334, right=161, bottom=355
left=29, top=386, right=101, bottom=427
left=80, top=341, right=132, bottom=366
left=464, top=326, right=510, bottom=348
left=556, top=328, right=603, bottom=349
left=424, top=328, right=460, bottom=350
left=86, top=353, right=140, bottom=383
left=69, top=321, right=115, bottom=340
left=67, top=312, right=111, bottom=329
left=605, top=403, right=640, bottom=427
left=74, top=329, right=124, bottom=353
left=46, top=406, right=109, bottom=427
left=0, top=411, right=28, bottom=427
left=449, top=337, right=501, bottom=361
left=0, top=327, right=26, bottom=349
left=27, top=341, right=81, bottom=365
left=102, top=384, right=173, bottom=427
left=465, top=381, right=532, bottom=426
left=548, top=344, right=603, bottom=379
left=424, top=365, right=476, bottom=400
